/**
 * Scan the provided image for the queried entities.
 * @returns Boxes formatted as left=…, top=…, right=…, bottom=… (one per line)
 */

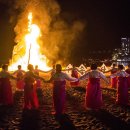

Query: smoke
left=3, top=0, right=86, bottom=66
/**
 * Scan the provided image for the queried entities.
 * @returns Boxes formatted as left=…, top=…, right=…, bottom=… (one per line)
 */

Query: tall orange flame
left=9, top=12, right=51, bottom=71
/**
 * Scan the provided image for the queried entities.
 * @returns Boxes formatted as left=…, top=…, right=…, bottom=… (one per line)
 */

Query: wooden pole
left=28, top=43, right=31, bottom=65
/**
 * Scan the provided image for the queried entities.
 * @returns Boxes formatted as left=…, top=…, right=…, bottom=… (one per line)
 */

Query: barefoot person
left=110, top=64, right=129, bottom=106
left=79, top=63, right=109, bottom=111
left=0, top=64, right=16, bottom=106
left=43, top=64, right=78, bottom=117
left=24, top=64, right=44, bottom=110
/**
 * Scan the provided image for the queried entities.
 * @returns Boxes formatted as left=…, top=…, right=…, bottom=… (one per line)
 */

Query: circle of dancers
left=0, top=63, right=130, bottom=118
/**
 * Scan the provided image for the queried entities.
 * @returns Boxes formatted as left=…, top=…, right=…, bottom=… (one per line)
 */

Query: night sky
left=0, top=0, right=130, bottom=64
left=58, top=0, right=130, bottom=49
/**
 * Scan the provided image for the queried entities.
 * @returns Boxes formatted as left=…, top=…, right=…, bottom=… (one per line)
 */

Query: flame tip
left=9, top=11, right=50, bottom=71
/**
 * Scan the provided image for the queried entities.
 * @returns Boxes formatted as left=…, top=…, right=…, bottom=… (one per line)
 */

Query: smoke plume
left=1, top=0, right=86, bottom=66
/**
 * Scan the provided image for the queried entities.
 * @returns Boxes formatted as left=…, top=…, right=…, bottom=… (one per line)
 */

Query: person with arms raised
left=79, top=63, right=109, bottom=111
left=43, top=64, right=78, bottom=118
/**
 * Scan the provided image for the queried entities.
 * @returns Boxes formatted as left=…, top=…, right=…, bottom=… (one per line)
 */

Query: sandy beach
left=0, top=79, right=130, bottom=130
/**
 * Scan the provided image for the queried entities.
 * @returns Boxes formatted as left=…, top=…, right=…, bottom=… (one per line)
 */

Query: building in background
left=121, top=37, right=130, bottom=54
left=112, top=37, right=130, bottom=65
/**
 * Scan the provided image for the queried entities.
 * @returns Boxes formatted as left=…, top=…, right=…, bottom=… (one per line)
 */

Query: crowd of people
left=0, top=63, right=130, bottom=118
